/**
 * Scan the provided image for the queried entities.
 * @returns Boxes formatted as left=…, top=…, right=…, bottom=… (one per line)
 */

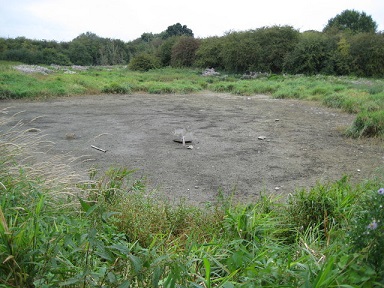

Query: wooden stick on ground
left=91, top=145, right=107, bottom=153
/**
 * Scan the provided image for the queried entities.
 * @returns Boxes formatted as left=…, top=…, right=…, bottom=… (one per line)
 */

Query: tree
left=157, top=37, right=177, bottom=67
left=171, top=37, right=200, bottom=67
left=99, top=39, right=128, bottom=65
left=67, top=42, right=93, bottom=65
left=328, top=35, right=353, bottom=75
left=71, top=32, right=103, bottom=65
left=323, top=10, right=377, bottom=34
left=140, top=33, right=154, bottom=43
left=162, top=23, right=193, bottom=39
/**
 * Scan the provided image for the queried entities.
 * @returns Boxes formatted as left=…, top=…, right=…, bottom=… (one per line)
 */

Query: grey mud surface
left=2, top=93, right=384, bottom=205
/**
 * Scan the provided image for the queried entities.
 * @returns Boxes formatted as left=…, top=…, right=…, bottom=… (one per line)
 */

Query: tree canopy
left=323, top=9, right=377, bottom=34
left=162, top=23, right=194, bottom=39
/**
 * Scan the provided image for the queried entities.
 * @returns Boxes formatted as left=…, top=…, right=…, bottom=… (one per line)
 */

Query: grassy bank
left=1, top=61, right=384, bottom=138
left=1, top=110, right=384, bottom=287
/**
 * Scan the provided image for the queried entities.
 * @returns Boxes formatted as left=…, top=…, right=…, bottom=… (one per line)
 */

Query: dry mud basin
left=2, top=93, right=384, bottom=205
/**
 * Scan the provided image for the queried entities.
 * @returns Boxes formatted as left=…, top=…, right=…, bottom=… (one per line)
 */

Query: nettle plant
left=349, top=187, right=384, bottom=272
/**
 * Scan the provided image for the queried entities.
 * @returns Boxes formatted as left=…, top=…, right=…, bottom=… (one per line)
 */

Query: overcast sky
left=1, top=0, right=383, bottom=42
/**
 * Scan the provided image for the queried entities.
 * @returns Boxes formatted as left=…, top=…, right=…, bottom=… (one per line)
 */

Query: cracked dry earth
left=2, top=92, right=384, bottom=205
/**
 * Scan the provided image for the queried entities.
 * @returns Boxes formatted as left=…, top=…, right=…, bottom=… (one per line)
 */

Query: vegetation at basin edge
left=1, top=112, right=384, bottom=287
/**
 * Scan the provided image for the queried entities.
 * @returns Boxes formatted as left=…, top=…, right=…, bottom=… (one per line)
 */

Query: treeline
left=0, top=23, right=194, bottom=67
left=1, top=10, right=383, bottom=77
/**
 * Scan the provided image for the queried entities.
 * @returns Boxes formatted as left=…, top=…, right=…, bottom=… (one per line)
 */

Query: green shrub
left=128, top=53, right=160, bottom=71
left=283, top=32, right=334, bottom=75
left=348, top=110, right=384, bottom=138
left=195, top=36, right=224, bottom=69
left=102, top=82, right=131, bottom=94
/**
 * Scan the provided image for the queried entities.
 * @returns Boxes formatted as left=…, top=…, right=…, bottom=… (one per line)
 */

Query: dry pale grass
left=0, top=107, right=93, bottom=206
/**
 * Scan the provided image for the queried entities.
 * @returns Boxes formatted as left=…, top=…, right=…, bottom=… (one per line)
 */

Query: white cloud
left=1, top=0, right=383, bottom=41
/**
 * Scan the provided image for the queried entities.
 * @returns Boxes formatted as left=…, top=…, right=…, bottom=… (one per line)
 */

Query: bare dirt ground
left=2, top=92, right=383, bottom=205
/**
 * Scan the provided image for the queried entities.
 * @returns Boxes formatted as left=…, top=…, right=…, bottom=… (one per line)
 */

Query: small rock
left=27, top=128, right=40, bottom=133
left=65, top=133, right=77, bottom=140
left=357, top=169, right=361, bottom=172
left=275, top=119, right=280, bottom=122
left=186, top=145, right=193, bottom=149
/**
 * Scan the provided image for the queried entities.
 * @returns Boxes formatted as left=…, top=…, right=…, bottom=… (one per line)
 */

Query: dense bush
left=195, top=36, right=224, bottom=69
left=128, top=53, right=160, bottom=71
left=349, top=32, right=384, bottom=77
left=283, top=31, right=334, bottom=75
left=219, top=30, right=262, bottom=73
left=250, top=26, right=299, bottom=73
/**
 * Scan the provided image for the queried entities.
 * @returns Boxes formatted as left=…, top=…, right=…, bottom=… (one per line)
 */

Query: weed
left=348, top=110, right=384, bottom=138
left=286, top=176, right=357, bottom=241
left=349, top=186, right=384, bottom=274
left=102, top=82, right=131, bottom=94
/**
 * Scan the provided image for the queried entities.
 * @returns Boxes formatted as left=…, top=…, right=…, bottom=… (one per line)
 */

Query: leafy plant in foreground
left=349, top=187, right=384, bottom=275
left=286, top=176, right=357, bottom=242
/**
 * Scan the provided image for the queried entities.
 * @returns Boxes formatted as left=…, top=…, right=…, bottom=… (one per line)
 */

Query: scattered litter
left=14, top=64, right=53, bottom=75
left=275, top=187, right=280, bottom=191
left=241, top=71, right=269, bottom=79
left=202, top=68, right=220, bottom=76
left=186, top=145, right=193, bottom=150
left=275, top=119, right=280, bottom=122
left=91, top=145, right=107, bottom=153
left=357, top=169, right=361, bottom=172
left=258, top=136, right=267, bottom=140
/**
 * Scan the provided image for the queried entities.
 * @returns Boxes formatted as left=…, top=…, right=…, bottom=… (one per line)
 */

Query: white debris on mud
left=13, top=64, right=90, bottom=75
left=202, top=68, right=220, bottom=76
left=14, top=65, right=54, bottom=75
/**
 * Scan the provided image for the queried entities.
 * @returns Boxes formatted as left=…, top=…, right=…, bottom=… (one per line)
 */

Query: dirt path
left=2, top=92, right=383, bottom=205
